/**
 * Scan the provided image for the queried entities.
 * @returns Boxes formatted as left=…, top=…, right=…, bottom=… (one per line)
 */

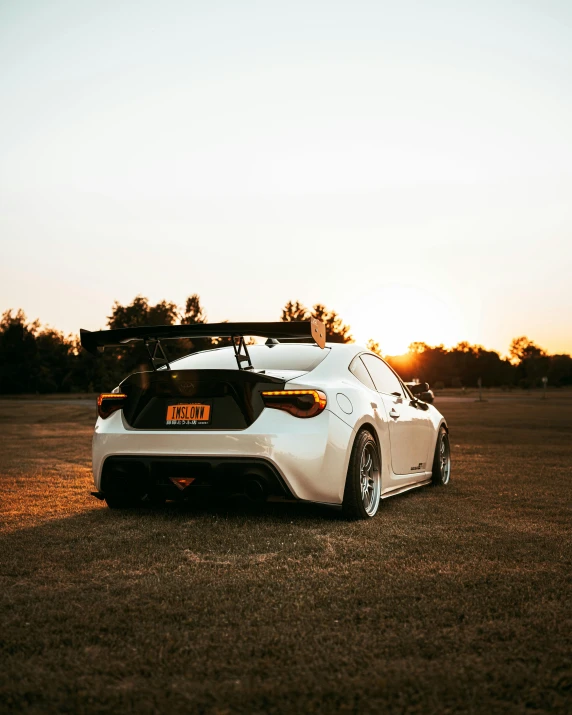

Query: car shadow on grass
left=0, top=492, right=386, bottom=587
left=100, top=486, right=429, bottom=523
left=134, top=494, right=342, bottom=520
left=0, top=484, right=436, bottom=575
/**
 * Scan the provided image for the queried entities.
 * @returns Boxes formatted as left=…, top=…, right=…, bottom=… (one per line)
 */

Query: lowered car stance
left=80, top=320, right=451, bottom=519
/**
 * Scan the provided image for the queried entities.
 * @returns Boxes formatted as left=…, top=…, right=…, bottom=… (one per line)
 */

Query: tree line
left=0, top=295, right=570, bottom=393
left=386, top=338, right=572, bottom=390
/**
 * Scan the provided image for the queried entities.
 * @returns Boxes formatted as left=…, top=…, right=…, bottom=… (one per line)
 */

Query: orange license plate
left=166, top=403, right=211, bottom=426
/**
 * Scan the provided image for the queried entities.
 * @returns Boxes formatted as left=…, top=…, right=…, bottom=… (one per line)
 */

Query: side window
left=360, top=354, right=404, bottom=396
left=349, top=356, right=376, bottom=390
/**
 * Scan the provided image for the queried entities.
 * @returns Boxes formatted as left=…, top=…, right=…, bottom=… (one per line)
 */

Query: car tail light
left=97, top=393, right=127, bottom=419
left=261, top=390, right=327, bottom=418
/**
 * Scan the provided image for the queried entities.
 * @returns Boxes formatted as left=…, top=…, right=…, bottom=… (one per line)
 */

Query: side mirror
left=420, top=390, right=434, bottom=404
left=409, top=382, right=429, bottom=396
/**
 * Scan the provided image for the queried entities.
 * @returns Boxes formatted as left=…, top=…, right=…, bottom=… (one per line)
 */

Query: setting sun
left=346, top=281, right=476, bottom=356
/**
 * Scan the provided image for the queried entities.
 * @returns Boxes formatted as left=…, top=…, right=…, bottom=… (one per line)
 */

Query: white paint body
left=92, top=344, right=447, bottom=505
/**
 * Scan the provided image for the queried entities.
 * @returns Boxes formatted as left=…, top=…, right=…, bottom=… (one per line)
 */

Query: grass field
left=1, top=394, right=571, bottom=714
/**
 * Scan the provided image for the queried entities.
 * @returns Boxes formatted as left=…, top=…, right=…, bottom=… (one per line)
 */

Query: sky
left=1, top=0, right=571, bottom=356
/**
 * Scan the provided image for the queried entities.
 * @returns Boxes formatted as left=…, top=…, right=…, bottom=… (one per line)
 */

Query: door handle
left=389, top=408, right=400, bottom=419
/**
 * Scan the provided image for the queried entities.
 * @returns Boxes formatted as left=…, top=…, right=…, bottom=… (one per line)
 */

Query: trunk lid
left=120, top=369, right=284, bottom=430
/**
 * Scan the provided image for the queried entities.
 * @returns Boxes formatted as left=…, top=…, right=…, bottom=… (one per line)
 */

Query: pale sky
left=1, top=0, right=571, bottom=355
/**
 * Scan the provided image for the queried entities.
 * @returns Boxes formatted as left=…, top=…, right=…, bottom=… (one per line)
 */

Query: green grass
left=0, top=395, right=571, bottom=713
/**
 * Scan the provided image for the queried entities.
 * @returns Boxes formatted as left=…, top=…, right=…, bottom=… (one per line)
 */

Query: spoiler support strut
left=144, top=339, right=171, bottom=371
left=232, top=335, right=253, bottom=370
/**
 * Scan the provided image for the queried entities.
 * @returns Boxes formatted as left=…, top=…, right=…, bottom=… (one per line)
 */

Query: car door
left=360, top=354, right=433, bottom=477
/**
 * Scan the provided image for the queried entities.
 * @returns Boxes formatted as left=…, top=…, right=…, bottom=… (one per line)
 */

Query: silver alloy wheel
left=439, top=432, right=451, bottom=484
left=359, top=441, right=381, bottom=516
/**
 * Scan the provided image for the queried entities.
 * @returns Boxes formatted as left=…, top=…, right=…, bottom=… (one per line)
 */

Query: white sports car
left=81, top=320, right=450, bottom=519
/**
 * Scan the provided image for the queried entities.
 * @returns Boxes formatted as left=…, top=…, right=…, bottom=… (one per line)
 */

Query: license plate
left=166, top=403, right=211, bottom=426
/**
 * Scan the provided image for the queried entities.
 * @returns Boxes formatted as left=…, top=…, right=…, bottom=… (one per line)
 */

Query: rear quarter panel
left=287, top=363, right=394, bottom=497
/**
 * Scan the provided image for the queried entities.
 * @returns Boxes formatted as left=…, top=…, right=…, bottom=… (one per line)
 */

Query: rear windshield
left=170, top=344, right=330, bottom=372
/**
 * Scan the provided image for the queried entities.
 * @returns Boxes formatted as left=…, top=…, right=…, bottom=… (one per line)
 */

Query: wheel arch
left=423, top=417, right=449, bottom=473
left=435, top=418, right=449, bottom=445
left=342, top=422, right=383, bottom=519
left=355, top=421, right=383, bottom=468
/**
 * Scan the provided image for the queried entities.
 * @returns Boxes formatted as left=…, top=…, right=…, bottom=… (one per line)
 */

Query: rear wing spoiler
left=79, top=319, right=326, bottom=370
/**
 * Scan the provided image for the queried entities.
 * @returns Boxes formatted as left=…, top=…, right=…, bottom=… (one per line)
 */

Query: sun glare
left=347, top=283, right=472, bottom=356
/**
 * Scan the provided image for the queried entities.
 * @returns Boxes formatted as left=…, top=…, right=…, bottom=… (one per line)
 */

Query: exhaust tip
left=244, top=477, right=267, bottom=502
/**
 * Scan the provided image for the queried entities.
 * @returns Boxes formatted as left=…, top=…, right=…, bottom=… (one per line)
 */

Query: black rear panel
left=120, top=369, right=284, bottom=430
left=100, top=455, right=294, bottom=500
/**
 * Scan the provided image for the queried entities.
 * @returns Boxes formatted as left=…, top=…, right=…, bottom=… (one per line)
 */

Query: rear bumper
left=92, top=407, right=354, bottom=505
left=100, top=455, right=294, bottom=502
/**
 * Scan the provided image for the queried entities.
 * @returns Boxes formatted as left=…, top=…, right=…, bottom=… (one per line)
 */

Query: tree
left=509, top=337, right=545, bottom=364
left=451, top=344, right=513, bottom=388
left=104, top=294, right=214, bottom=375
left=4, top=296, right=571, bottom=395
left=311, top=304, right=353, bottom=343
left=281, top=300, right=309, bottom=322
left=454, top=341, right=475, bottom=354
left=408, top=342, right=430, bottom=355
left=280, top=301, right=353, bottom=343
left=509, top=337, right=548, bottom=388
left=366, top=339, right=382, bottom=356
left=0, top=310, right=39, bottom=393
left=0, top=310, right=75, bottom=393
left=103, top=296, right=177, bottom=378
left=181, top=294, right=207, bottom=325
left=34, top=327, right=74, bottom=392
left=107, top=295, right=179, bottom=330
left=548, top=354, right=572, bottom=386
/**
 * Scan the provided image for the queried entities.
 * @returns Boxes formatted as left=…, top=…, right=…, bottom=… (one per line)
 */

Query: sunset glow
left=1, top=1, right=571, bottom=356
left=344, top=282, right=476, bottom=356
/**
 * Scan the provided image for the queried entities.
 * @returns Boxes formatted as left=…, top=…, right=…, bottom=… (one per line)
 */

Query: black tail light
left=97, top=393, right=127, bottom=419
left=261, top=390, right=327, bottom=418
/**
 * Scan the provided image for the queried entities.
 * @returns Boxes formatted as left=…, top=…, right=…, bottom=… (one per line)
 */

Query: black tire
left=431, top=426, right=451, bottom=486
left=342, top=430, right=381, bottom=520
left=104, top=493, right=141, bottom=509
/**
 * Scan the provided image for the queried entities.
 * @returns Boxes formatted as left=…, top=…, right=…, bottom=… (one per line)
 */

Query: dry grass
left=0, top=394, right=571, bottom=714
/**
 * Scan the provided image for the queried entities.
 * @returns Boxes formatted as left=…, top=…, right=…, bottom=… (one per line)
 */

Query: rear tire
left=342, top=430, right=381, bottom=520
left=104, top=494, right=141, bottom=509
left=431, top=426, right=451, bottom=486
